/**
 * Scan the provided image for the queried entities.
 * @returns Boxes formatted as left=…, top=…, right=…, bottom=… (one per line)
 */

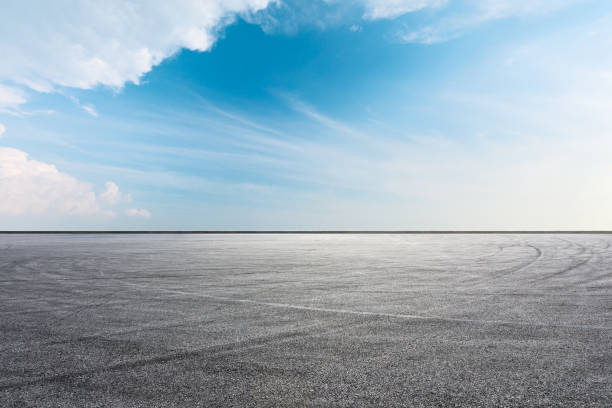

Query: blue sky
left=1, top=0, right=611, bottom=229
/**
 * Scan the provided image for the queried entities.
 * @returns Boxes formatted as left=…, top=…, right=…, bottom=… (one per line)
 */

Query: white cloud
left=0, top=84, right=27, bottom=113
left=0, top=0, right=582, bottom=106
left=0, top=147, right=100, bottom=216
left=250, top=0, right=445, bottom=33
left=67, top=95, right=99, bottom=117
left=100, top=181, right=132, bottom=205
left=125, top=208, right=151, bottom=218
left=0, top=148, right=144, bottom=218
left=467, top=0, right=585, bottom=19
left=250, top=1, right=579, bottom=40
left=361, top=0, right=446, bottom=19
left=400, top=0, right=587, bottom=43
left=0, top=124, right=5, bottom=138
left=0, top=0, right=273, bottom=96
left=82, top=104, right=98, bottom=117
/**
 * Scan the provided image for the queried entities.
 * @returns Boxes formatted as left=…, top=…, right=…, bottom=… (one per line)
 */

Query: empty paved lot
left=0, top=233, right=611, bottom=407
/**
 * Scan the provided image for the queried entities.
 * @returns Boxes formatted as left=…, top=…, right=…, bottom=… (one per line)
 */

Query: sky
left=1, top=0, right=611, bottom=230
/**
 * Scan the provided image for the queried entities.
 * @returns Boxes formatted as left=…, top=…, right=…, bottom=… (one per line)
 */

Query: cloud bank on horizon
left=0, top=0, right=610, bottom=229
left=0, top=147, right=138, bottom=218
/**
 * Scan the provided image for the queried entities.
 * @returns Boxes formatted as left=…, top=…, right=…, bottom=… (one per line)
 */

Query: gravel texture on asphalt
left=0, top=233, right=611, bottom=407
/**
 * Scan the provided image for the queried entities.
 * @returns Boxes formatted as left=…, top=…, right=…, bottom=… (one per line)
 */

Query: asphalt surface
left=0, top=233, right=610, bottom=407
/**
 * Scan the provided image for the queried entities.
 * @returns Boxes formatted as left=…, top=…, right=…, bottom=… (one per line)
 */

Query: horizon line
left=1, top=230, right=612, bottom=234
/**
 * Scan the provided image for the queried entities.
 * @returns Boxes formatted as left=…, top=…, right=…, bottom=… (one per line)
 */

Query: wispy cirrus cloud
left=249, top=0, right=444, bottom=33
left=0, top=84, right=27, bottom=114
left=399, top=0, right=588, bottom=43
left=249, top=0, right=582, bottom=38
left=81, top=105, right=98, bottom=118
left=125, top=208, right=151, bottom=218
left=66, top=95, right=99, bottom=117
left=361, top=0, right=447, bottom=19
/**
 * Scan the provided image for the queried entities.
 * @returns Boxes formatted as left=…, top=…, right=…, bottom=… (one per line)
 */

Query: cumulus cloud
left=0, top=0, right=272, bottom=102
left=0, top=124, right=5, bottom=138
left=0, top=148, right=145, bottom=218
left=0, top=0, right=585, bottom=101
left=125, top=208, right=151, bottom=218
left=0, top=0, right=579, bottom=104
left=0, top=147, right=100, bottom=216
left=100, top=181, right=132, bottom=205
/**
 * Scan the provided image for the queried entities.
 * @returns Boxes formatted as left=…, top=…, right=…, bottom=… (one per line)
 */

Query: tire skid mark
left=338, top=289, right=610, bottom=297
left=0, top=320, right=360, bottom=391
left=0, top=271, right=229, bottom=284
left=531, top=241, right=595, bottom=283
left=0, top=300, right=137, bottom=316
left=570, top=268, right=612, bottom=287
left=593, top=238, right=610, bottom=251
left=494, top=243, right=543, bottom=278
left=122, top=281, right=612, bottom=331
left=569, top=239, right=612, bottom=288
left=465, top=243, right=543, bottom=286
left=52, top=286, right=131, bottom=325
left=0, top=307, right=231, bottom=354
left=0, top=270, right=335, bottom=284
left=474, top=244, right=505, bottom=262
left=536, top=255, right=593, bottom=282
left=424, top=294, right=496, bottom=316
left=43, top=317, right=221, bottom=347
